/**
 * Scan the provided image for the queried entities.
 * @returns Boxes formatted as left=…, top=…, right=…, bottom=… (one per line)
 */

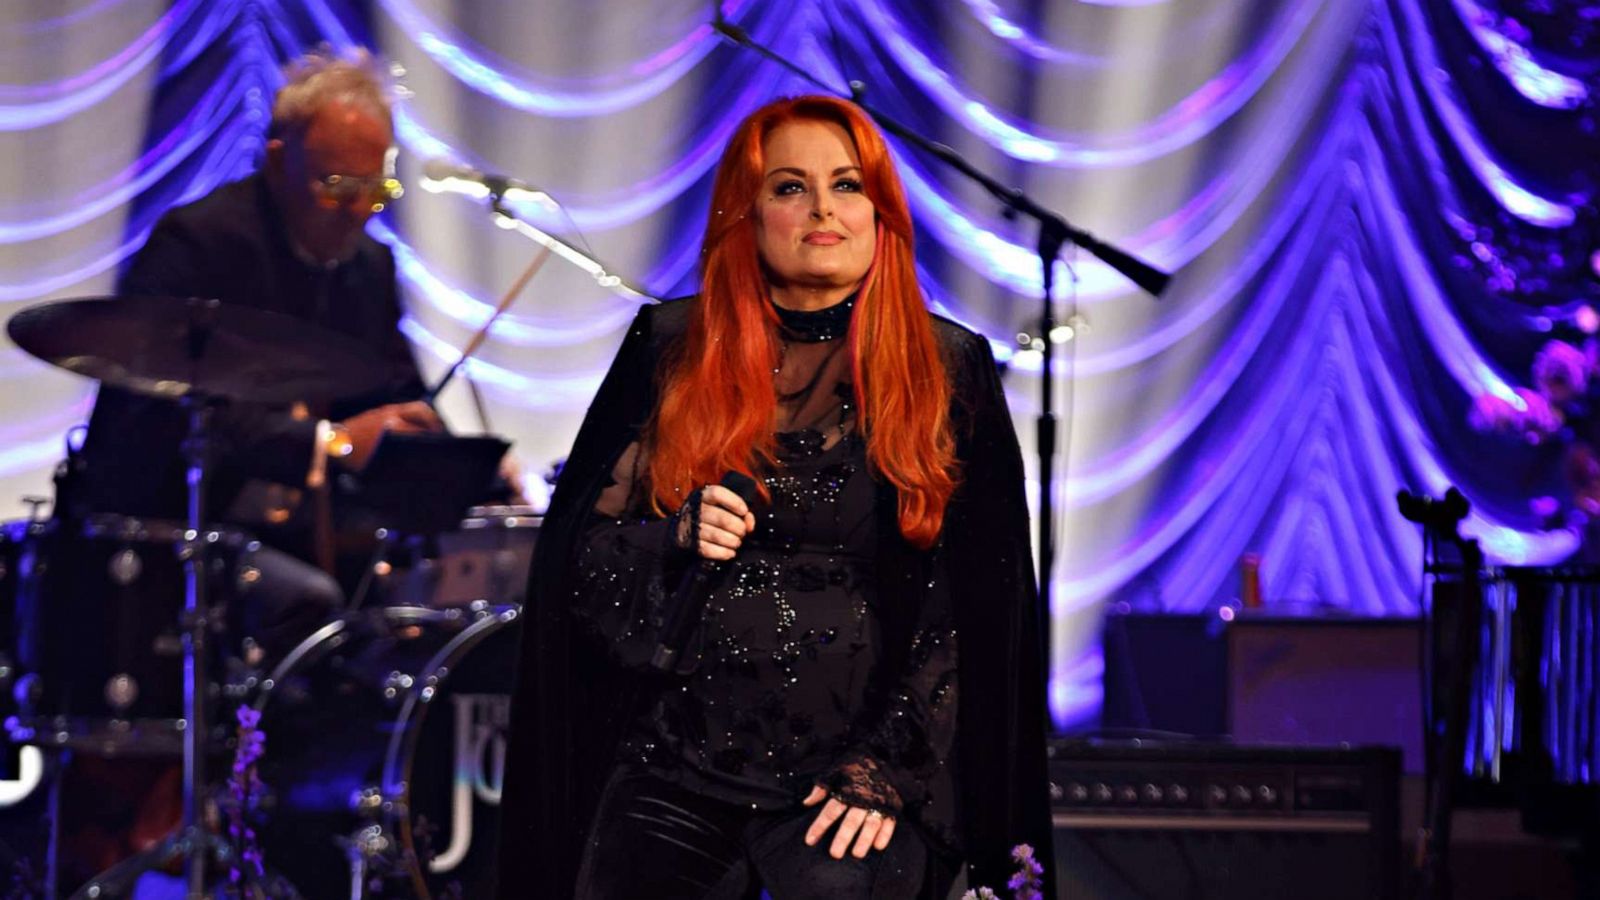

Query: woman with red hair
left=497, top=96, right=1054, bottom=899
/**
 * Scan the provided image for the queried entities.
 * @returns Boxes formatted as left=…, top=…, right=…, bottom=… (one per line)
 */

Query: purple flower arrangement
left=961, top=844, right=1044, bottom=900
left=225, top=704, right=267, bottom=889
left=1470, top=326, right=1600, bottom=551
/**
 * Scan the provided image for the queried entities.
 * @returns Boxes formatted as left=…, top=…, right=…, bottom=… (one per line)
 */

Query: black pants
left=576, top=767, right=927, bottom=900
left=234, top=544, right=344, bottom=659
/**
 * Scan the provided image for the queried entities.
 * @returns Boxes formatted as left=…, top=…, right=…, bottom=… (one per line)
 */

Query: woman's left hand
left=801, top=785, right=896, bottom=859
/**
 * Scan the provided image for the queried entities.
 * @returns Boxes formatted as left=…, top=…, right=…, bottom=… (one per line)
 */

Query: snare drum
left=382, top=505, right=540, bottom=608
left=251, top=603, right=518, bottom=899
left=3, top=514, right=257, bottom=756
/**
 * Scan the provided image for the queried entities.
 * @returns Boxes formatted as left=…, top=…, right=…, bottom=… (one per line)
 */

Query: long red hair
left=647, top=95, right=957, bottom=548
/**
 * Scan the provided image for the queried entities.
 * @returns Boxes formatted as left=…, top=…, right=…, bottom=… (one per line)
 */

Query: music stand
left=348, top=433, right=510, bottom=536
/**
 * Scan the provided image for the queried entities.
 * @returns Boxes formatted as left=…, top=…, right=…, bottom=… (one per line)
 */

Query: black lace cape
left=494, top=298, right=1055, bottom=898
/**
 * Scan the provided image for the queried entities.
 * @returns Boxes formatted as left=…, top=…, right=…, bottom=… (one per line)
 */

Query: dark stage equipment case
left=1048, top=740, right=1401, bottom=900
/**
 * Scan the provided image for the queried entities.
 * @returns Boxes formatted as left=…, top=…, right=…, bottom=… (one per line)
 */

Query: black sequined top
left=572, top=294, right=952, bottom=817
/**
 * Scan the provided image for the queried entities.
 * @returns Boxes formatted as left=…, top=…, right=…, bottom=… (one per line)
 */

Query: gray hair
left=269, top=47, right=394, bottom=141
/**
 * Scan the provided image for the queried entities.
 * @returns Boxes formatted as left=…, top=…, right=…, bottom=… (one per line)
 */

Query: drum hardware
left=167, top=395, right=218, bottom=896
left=108, top=549, right=142, bottom=586
left=104, top=675, right=138, bottom=714
left=338, top=788, right=405, bottom=898
left=350, top=527, right=403, bottom=611
left=383, top=671, right=415, bottom=701
left=351, top=785, right=392, bottom=817
left=7, top=295, right=392, bottom=898
left=68, top=834, right=303, bottom=900
left=341, top=823, right=393, bottom=895
left=378, top=507, right=541, bottom=609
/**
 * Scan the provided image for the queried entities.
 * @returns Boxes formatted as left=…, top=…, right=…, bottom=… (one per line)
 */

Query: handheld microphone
left=419, top=158, right=554, bottom=206
left=651, top=470, right=762, bottom=672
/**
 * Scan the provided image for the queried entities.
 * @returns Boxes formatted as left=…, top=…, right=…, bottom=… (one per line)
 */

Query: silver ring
left=864, top=810, right=884, bottom=820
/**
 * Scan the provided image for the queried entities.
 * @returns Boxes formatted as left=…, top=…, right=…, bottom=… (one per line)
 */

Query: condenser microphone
left=651, top=470, right=762, bottom=672
left=420, top=158, right=553, bottom=205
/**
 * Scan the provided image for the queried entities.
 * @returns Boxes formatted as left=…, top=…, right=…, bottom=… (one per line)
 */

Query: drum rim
left=5, top=713, right=186, bottom=757
left=381, top=604, right=518, bottom=897
left=80, top=512, right=257, bottom=547
left=3, top=513, right=258, bottom=547
left=457, top=511, right=542, bottom=531
left=250, top=605, right=474, bottom=706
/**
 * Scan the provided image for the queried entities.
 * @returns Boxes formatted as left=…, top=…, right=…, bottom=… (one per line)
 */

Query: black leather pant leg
left=576, top=768, right=749, bottom=900
left=575, top=766, right=928, bottom=900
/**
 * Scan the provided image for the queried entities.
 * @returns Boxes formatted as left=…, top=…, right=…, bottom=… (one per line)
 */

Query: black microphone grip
left=650, top=471, right=761, bottom=672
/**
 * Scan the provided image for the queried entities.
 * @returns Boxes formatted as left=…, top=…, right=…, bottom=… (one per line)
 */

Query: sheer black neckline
left=772, top=292, right=856, bottom=343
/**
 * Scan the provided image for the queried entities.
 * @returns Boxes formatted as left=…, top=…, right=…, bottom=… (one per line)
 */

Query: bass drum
left=251, top=604, right=518, bottom=899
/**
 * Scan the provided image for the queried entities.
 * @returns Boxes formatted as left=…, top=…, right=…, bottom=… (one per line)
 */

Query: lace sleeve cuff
left=819, top=752, right=904, bottom=815
left=665, top=489, right=702, bottom=559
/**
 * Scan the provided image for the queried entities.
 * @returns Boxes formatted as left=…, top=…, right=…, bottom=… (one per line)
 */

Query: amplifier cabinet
left=1102, top=612, right=1424, bottom=773
left=1047, top=740, right=1401, bottom=900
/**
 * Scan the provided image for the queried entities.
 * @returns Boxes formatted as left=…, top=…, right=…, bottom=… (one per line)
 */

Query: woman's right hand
left=677, top=484, right=757, bottom=560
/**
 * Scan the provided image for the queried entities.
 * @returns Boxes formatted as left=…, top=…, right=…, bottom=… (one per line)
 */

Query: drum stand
left=71, top=397, right=248, bottom=899
left=178, top=394, right=220, bottom=896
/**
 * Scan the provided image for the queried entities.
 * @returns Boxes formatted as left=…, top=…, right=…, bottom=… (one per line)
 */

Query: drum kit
left=1, top=297, right=536, bottom=898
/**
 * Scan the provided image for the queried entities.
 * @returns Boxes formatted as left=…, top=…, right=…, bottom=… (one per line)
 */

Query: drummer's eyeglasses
left=311, top=174, right=404, bottom=213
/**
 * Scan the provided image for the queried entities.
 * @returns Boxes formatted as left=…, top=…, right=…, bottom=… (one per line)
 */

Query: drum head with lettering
left=250, top=606, right=518, bottom=899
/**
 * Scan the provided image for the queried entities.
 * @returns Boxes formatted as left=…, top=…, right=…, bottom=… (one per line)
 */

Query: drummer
left=71, top=48, right=442, bottom=657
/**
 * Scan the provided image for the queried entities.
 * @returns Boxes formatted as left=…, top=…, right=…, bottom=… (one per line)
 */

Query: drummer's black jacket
left=73, top=174, right=424, bottom=541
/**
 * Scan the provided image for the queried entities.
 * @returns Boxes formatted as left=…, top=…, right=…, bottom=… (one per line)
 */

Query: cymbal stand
left=69, top=410, right=236, bottom=900
left=171, top=296, right=243, bottom=895
left=178, top=392, right=218, bottom=897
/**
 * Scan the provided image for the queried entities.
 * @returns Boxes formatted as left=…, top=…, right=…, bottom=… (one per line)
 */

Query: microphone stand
left=425, top=192, right=658, bottom=401
left=710, top=12, right=1172, bottom=616
left=1397, top=488, right=1478, bottom=900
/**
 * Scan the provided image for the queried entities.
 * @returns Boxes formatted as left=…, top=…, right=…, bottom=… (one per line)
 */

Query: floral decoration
left=961, top=843, right=1045, bottom=900
left=1470, top=318, right=1600, bottom=548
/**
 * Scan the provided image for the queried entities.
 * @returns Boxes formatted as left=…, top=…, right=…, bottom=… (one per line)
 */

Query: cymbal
left=6, top=296, right=391, bottom=404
